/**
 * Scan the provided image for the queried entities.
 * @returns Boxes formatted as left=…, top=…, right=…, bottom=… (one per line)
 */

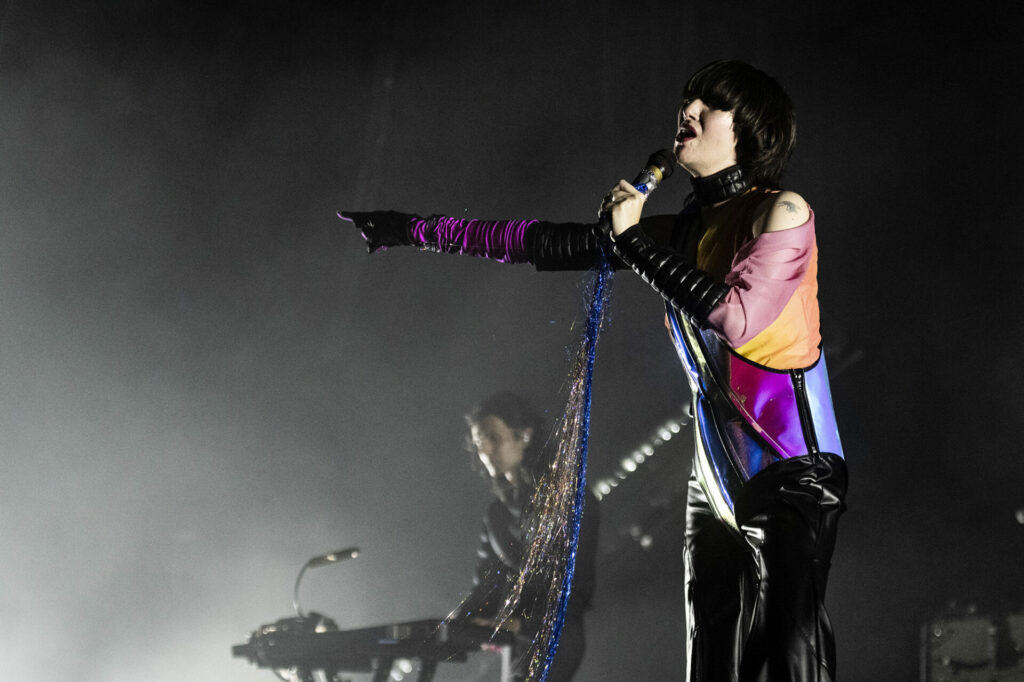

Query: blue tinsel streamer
left=491, top=256, right=613, bottom=681
left=536, top=257, right=613, bottom=680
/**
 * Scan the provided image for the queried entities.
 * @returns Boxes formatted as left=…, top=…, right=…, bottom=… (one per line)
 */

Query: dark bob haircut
left=684, top=60, right=796, bottom=188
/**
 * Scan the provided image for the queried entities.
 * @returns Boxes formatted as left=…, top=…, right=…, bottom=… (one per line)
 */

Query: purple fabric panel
left=805, top=355, right=845, bottom=457
left=705, top=212, right=815, bottom=348
left=408, top=216, right=537, bottom=263
left=727, top=354, right=805, bottom=459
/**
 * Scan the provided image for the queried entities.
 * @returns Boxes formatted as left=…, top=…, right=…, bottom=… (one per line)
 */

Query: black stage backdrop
left=1, top=1, right=1021, bottom=680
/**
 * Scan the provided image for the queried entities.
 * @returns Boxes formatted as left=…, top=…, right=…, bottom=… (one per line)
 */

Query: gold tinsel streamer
left=496, top=263, right=613, bottom=680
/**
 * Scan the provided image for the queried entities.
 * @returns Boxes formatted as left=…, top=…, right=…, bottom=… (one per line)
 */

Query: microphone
left=293, top=546, right=361, bottom=617
left=599, top=149, right=676, bottom=233
left=631, top=149, right=676, bottom=196
left=306, top=546, right=360, bottom=568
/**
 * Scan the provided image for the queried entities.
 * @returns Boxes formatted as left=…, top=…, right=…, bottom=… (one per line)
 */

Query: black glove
left=337, top=210, right=415, bottom=253
left=528, top=220, right=611, bottom=271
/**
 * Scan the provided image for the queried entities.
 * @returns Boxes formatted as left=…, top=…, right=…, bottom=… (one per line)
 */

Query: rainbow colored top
left=665, top=189, right=843, bottom=530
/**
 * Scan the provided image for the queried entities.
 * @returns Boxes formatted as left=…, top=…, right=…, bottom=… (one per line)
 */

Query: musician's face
left=470, top=416, right=531, bottom=480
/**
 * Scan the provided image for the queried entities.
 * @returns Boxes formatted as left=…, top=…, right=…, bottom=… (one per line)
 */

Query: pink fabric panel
left=704, top=211, right=815, bottom=348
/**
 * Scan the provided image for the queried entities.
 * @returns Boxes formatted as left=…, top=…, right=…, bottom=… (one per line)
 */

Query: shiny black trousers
left=684, top=453, right=848, bottom=682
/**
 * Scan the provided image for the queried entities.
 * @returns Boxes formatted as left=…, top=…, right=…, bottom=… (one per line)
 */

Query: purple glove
left=339, top=210, right=536, bottom=264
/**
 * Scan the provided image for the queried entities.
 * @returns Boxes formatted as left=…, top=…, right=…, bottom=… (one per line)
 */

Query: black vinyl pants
left=684, top=453, right=847, bottom=682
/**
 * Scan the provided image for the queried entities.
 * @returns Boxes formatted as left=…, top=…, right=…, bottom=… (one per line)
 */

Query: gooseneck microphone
left=293, top=546, right=361, bottom=617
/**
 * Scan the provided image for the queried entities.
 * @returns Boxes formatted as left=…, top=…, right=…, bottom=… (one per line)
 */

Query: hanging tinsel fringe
left=496, top=257, right=614, bottom=681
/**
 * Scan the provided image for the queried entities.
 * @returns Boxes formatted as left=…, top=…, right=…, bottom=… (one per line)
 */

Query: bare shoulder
left=760, top=190, right=810, bottom=234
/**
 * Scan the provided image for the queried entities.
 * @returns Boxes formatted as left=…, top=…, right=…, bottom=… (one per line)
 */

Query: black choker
left=691, top=165, right=750, bottom=206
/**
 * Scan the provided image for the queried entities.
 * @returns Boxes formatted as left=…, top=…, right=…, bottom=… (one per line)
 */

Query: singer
left=341, top=60, right=847, bottom=682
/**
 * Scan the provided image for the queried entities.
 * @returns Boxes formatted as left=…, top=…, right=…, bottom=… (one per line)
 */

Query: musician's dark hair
left=465, top=391, right=545, bottom=483
left=684, top=60, right=796, bottom=188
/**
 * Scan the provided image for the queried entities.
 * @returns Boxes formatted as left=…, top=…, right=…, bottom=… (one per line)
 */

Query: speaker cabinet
left=922, top=610, right=1024, bottom=681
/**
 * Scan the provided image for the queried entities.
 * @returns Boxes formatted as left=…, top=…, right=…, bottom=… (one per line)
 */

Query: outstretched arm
left=339, top=209, right=618, bottom=271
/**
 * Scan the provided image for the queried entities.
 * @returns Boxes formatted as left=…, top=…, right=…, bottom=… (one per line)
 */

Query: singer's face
left=674, top=98, right=738, bottom=178
left=470, top=416, right=530, bottom=481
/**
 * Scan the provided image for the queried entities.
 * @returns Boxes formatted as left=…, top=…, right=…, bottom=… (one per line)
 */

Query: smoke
left=1, top=2, right=1022, bottom=681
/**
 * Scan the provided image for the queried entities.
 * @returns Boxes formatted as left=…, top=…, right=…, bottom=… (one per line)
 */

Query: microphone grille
left=647, top=149, right=676, bottom=179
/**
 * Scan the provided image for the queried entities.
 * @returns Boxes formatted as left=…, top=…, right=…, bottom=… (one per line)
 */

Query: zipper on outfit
left=791, top=369, right=820, bottom=457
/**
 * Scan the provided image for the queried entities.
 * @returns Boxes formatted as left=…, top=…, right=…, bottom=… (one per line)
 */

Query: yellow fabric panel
left=733, top=246, right=821, bottom=369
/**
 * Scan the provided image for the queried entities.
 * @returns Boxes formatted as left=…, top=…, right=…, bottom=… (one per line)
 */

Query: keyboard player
left=454, top=392, right=599, bottom=681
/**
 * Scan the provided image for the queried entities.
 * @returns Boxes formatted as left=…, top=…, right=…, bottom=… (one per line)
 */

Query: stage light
left=591, top=406, right=689, bottom=499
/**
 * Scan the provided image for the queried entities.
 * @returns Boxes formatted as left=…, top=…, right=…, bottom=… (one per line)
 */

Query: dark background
left=1, top=1, right=1022, bottom=680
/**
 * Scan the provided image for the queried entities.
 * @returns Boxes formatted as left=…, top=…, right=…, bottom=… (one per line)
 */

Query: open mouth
left=676, top=127, right=696, bottom=144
